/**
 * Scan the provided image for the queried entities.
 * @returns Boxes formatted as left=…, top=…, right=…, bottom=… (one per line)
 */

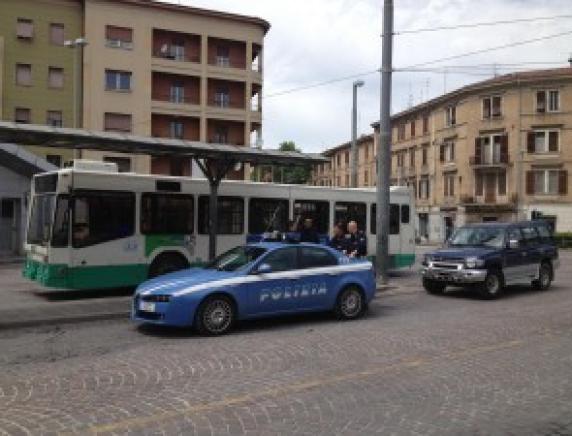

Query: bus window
left=401, top=205, right=411, bottom=224
left=293, top=200, right=329, bottom=233
left=370, top=204, right=400, bottom=235
left=248, top=198, right=289, bottom=234
left=334, top=202, right=366, bottom=230
left=198, top=196, right=244, bottom=235
left=141, top=193, right=193, bottom=234
left=27, top=194, right=56, bottom=246
left=51, top=195, right=70, bottom=247
left=72, top=191, right=135, bottom=248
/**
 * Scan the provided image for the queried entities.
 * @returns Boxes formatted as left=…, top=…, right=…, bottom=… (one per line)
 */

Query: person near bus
left=345, top=220, right=367, bottom=258
left=299, top=218, right=320, bottom=243
left=329, top=221, right=347, bottom=253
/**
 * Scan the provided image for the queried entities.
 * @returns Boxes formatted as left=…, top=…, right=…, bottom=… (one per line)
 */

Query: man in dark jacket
left=299, top=218, right=320, bottom=243
left=345, top=220, right=367, bottom=257
left=329, top=222, right=347, bottom=253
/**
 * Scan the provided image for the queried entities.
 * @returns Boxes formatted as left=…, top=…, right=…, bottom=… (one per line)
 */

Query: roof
left=111, top=0, right=270, bottom=33
left=372, top=67, right=572, bottom=126
left=322, top=134, right=374, bottom=157
left=0, top=122, right=327, bottom=166
left=0, top=143, right=57, bottom=178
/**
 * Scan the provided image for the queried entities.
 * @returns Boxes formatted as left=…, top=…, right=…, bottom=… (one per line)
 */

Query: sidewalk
left=0, top=263, right=131, bottom=330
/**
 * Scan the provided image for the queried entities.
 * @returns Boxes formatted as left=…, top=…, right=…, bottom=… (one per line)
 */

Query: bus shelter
left=0, top=121, right=327, bottom=259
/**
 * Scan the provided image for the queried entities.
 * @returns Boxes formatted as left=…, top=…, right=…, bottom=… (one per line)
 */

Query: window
left=364, top=170, right=369, bottom=186
left=419, top=177, right=430, bottom=199
left=300, top=246, right=337, bottom=269
left=170, top=82, right=185, bottom=103
left=48, top=67, right=64, bottom=88
left=16, top=64, right=32, bottom=86
left=249, top=198, right=289, bottom=234
left=16, top=18, right=34, bottom=39
left=536, top=90, right=560, bottom=113
left=528, top=169, right=567, bottom=195
left=15, top=108, right=31, bottom=124
left=475, top=134, right=507, bottom=164
left=212, top=125, right=229, bottom=143
left=214, top=88, right=230, bottom=108
left=409, top=148, right=415, bottom=168
left=46, top=110, right=63, bottom=127
left=1, top=199, right=14, bottom=219
left=51, top=195, right=69, bottom=247
left=482, top=96, right=502, bottom=119
left=103, top=156, right=131, bottom=172
left=422, top=115, right=429, bottom=134
left=216, top=45, right=230, bottom=67
left=104, top=113, right=132, bottom=133
left=72, top=191, right=135, bottom=248
left=345, top=174, right=350, bottom=187
left=106, top=25, right=133, bottom=49
left=444, top=173, right=455, bottom=197
left=198, top=196, right=244, bottom=234
left=536, top=225, right=552, bottom=243
left=422, top=146, right=428, bottom=165
left=169, top=120, right=184, bottom=139
left=168, top=40, right=186, bottom=61
left=396, top=151, right=404, bottom=167
left=345, top=151, right=350, bottom=165
left=498, top=171, right=507, bottom=196
left=507, top=228, right=523, bottom=245
left=141, top=193, right=194, bottom=234
left=335, top=202, right=366, bottom=230
left=401, top=205, right=410, bottom=224
left=293, top=200, right=329, bottom=234
left=397, top=123, right=406, bottom=141
left=521, top=226, right=539, bottom=245
left=105, top=70, right=131, bottom=91
left=261, top=247, right=298, bottom=272
left=46, top=154, right=62, bottom=167
left=370, top=203, right=400, bottom=235
left=440, top=141, right=455, bottom=163
left=50, top=23, right=64, bottom=45
left=445, top=105, right=456, bottom=127
left=528, top=130, right=559, bottom=154
left=410, top=120, right=416, bottom=137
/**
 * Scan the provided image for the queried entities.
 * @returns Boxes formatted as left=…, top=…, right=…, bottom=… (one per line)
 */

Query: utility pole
left=376, top=0, right=393, bottom=284
left=351, top=80, right=365, bottom=188
left=65, top=37, right=88, bottom=160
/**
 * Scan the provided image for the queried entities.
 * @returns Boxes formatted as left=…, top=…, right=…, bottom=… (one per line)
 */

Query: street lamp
left=64, top=38, right=88, bottom=130
left=351, top=79, right=365, bottom=188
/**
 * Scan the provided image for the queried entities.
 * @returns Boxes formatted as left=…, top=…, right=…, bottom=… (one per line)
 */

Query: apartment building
left=0, top=0, right=83, bottom=166
left=312, top=68, right=572, bottom=241
left=82, top=0, right=268, bottom=177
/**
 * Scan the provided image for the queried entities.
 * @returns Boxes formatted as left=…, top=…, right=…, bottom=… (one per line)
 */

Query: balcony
left=151, top=72, right=201, bottom=116
left=152, top=29, right=201, bottom=74
left=469, top=153, right=509, bottom=168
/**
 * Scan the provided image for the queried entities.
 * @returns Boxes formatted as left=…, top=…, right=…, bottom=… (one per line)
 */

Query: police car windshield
left=448, top=227, right=505, bottom=249
left=205, top=246, right=267, bottom=272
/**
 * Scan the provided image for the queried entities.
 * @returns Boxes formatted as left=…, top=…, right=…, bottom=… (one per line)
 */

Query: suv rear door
left=521, top=225, right=542, bottom=281
left=504, top=227, right=527, bottom=284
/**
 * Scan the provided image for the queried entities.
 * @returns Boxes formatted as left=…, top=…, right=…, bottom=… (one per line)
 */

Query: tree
left=276, top=141, right=312, bottom=184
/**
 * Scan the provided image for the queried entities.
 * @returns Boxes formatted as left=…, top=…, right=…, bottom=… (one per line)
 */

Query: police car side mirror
left=253, top=263, right=272, bottom=275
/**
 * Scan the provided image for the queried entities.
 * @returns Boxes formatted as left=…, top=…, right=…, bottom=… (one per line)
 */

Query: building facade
left=312, top=68, right=572, bottom=241
left=81, top=0, right=268, bottom=177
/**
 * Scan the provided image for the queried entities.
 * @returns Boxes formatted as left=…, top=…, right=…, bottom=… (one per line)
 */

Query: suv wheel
left=479, top=270, right=504, bottom=299
left=423, top=278, right=445, bottom=295
left=533, top=262, right=552, bottom=291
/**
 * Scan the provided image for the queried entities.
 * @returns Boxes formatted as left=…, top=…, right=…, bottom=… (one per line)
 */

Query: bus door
left=399, top=203, right=415, bottom=261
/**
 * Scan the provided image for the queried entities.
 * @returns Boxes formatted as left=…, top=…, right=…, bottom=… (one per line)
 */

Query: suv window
left=507, top=228, right=524, bottom=247
left=521, top=226, right=539, bottom=245
left=536, top=225, right=552, bottom=243
left=300, top=247, right=338, bottom=269
left=262, top=247, right=298, bottom=272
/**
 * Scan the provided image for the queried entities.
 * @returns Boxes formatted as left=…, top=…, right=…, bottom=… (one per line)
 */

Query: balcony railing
left=208, top=98, right=245, bottom=110
left=153, top=50, right=200, bottom=63
left=208, top=57, right=246, bottom=70
left=469, top=153, right=509, bottom=166
left=152, top=93, right=200, bottom=105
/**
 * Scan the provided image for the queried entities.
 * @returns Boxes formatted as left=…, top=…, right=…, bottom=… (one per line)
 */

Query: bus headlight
left=465, top=257, right=484, bottom=269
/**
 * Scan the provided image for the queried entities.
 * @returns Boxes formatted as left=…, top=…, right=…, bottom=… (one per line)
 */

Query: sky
left=161, top=0, right=572, bottom=153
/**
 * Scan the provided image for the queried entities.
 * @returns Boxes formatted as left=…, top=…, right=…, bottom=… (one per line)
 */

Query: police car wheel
left=335, top=287, right=365, bottom=320
left=195, top=296, right=235, bottom=336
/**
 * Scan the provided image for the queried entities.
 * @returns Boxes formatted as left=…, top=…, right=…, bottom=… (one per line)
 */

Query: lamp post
left=351, top=80, right=365, bottom=188
left=64, top=38, right=88, bottom=128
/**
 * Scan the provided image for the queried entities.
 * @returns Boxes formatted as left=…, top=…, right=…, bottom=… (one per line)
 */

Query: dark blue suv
left=421, top=221, right=559, bottom=299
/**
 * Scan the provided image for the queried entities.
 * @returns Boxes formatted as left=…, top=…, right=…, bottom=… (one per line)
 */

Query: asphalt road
left=1, top=254, right=572, bottom=435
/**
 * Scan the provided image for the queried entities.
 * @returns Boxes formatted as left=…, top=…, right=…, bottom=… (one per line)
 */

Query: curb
left=0, top=310, right=130, bottom=332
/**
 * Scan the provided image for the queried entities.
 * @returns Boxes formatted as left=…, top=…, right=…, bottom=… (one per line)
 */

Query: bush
left=554, top=233, right=572, bottom=249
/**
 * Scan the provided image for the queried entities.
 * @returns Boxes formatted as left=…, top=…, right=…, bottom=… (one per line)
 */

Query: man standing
left=329, top=222, right=347, bottom=252
left=345, top=220, right=367, bottom=258
left=299, top=218, right=320, bottom=243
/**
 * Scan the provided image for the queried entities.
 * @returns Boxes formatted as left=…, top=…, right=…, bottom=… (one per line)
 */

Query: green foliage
left=252, top=141, right=312, bottom=184
left=553, top=232, right=572, bottom=248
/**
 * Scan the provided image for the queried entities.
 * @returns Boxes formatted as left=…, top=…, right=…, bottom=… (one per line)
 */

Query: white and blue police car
left=132, top=242, right=376, bottom=335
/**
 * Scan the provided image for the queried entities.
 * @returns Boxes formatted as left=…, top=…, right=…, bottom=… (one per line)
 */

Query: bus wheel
left=148, top=253, right=189, bottom=279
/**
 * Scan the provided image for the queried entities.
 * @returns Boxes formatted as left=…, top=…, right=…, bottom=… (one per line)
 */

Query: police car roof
left=248, top=241, right=331, bottom=250
left=462, top=220, right=548, bottom=229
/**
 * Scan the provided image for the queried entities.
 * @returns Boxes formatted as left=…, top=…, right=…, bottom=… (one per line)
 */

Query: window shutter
left=493, top=96, right=501, bottom=117
left=474, top=137, right=481, bottom=164
left=527, top=132, right=536, bottom=153
left=500, top=134, right=509, bottom=163
left=106, top=26, right=132, bottom=42
left=548, top=131, right=559, bottom=152
left=536, top=91, right=546, bottom=113
left=439, top=144, right=445, bottom=162
left=526, top=171, right=535, bottom=195
left=475, top=173, right=483, bottom=196
left=559, top=170, right=568, bottom=195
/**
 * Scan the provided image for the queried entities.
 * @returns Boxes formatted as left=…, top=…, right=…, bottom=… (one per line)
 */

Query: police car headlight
left=465, top=257, right=484, bottom=269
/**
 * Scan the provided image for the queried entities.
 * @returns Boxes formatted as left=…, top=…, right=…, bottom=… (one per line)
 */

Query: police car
left=133, top=242, right=376, bottom=335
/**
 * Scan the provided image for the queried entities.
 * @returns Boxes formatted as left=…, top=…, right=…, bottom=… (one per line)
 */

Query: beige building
left=312, top=68, right=572, bottom=241
left=81, top=0, right=268, bottom=177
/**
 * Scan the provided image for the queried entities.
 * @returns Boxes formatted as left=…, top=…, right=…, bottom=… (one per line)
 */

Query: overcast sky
left=162, top=0, right=571, bottom=153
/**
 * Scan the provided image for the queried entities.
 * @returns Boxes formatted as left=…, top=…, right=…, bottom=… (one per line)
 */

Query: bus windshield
left=205, top=246, right=267, bottom=272
left=27, top=194, right=56, bottom=246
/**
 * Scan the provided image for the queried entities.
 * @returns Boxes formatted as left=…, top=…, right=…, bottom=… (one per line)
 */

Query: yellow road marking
left=62, top=339, right=524, bottom=435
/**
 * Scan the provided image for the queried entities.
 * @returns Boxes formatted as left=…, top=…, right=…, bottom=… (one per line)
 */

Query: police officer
left=329, top=222, right=347, bottom=252
left=345, top=220, right=367, bottom=258
left=299, top=218, right=320, bottom=243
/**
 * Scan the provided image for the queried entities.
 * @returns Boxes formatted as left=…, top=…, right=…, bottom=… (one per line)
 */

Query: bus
left=23, top=161, right=415, bottom=290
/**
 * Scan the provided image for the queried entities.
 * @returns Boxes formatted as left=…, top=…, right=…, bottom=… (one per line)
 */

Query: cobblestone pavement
left=0, top=253, right=571, bottom=435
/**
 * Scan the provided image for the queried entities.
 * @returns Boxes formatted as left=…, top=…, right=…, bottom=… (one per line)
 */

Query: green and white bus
left=23, top=161, right=415, bottom=290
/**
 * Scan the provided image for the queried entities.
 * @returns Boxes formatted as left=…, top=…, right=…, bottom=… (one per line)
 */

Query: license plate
left=139, top=301, right=155, bottom=312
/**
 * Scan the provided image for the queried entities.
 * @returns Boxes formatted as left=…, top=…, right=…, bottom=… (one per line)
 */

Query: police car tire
left=533, top=261, right=552, bottom=291
left=335, top=286, right=366, bottom=320
left=148, top=253, right=189, bottom=279
left=194, top=296, right=235, bottom=336
left=479, top=269, right=504, bottom=299
left=423, top=278, right=445, bottom=295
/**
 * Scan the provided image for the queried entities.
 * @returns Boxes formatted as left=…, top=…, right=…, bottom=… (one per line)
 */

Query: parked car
left=421, top=221, right=559, bottom=299
left=133, top=242, right=376, bottom=335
